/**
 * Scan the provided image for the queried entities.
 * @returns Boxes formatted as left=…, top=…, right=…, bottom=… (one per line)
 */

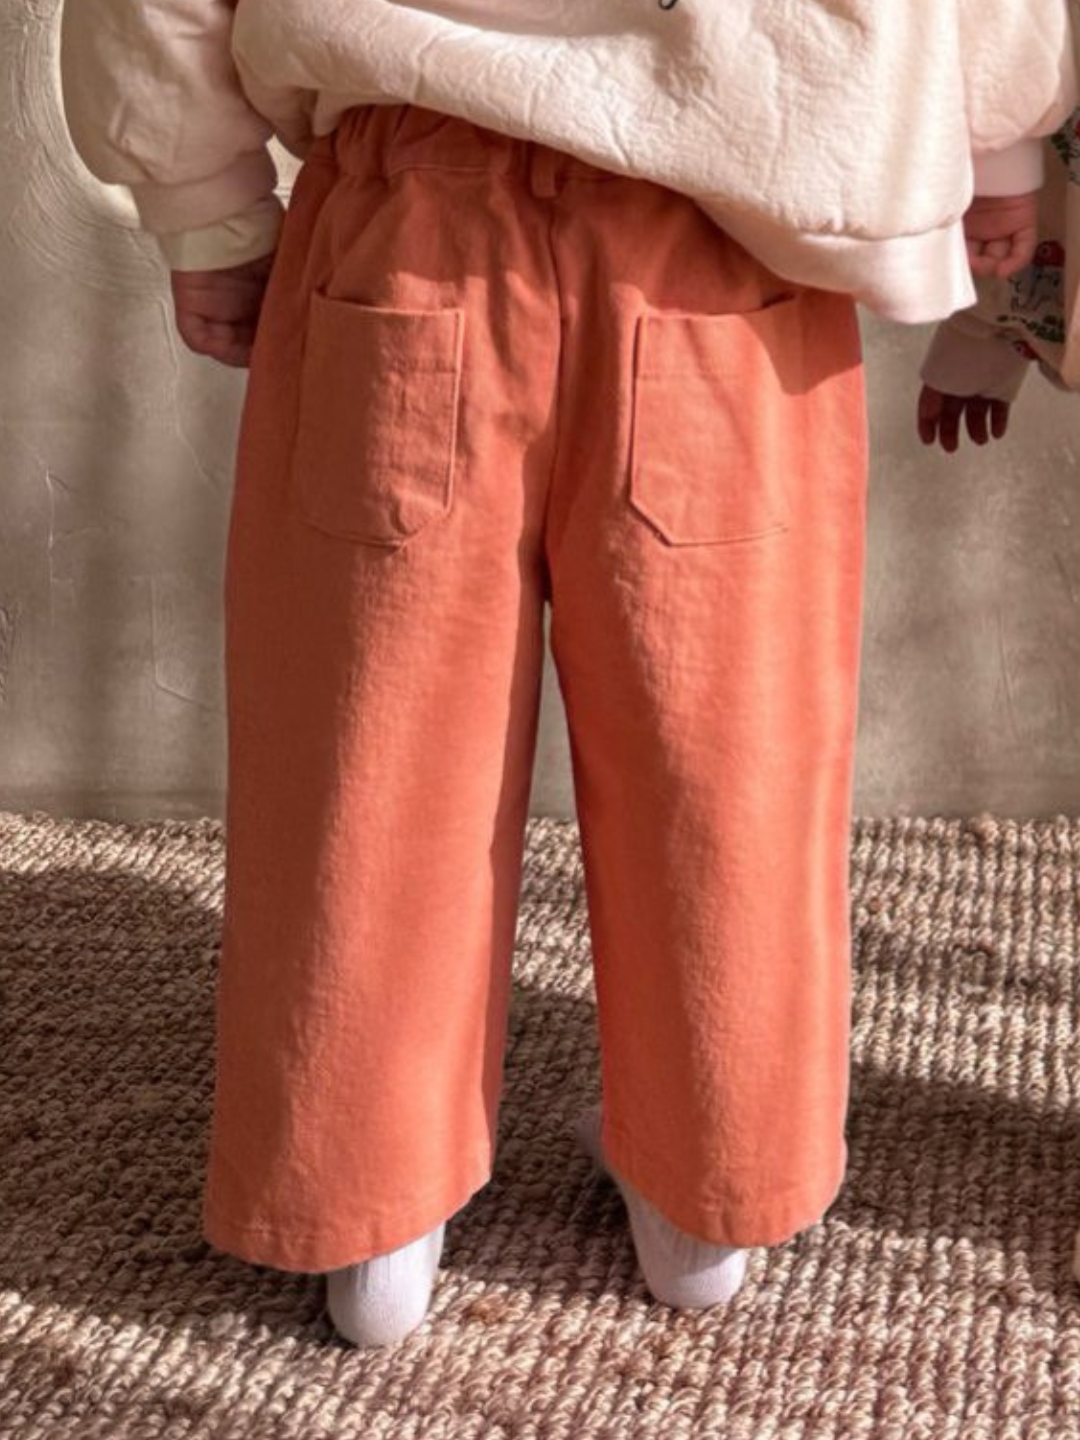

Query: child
left=59, top=1, right=1077, bottom=1348
left=920, top=115, right=1080, bottom=449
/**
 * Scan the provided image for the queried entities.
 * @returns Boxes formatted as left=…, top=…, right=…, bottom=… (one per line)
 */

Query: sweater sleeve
left=961, top=0, right=1080, bottom=157
left=59, top=0, right=283, bottom=267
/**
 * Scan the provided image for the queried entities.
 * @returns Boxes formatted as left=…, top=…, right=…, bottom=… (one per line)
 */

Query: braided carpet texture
left=1, top=812, right=1079, bottom=1439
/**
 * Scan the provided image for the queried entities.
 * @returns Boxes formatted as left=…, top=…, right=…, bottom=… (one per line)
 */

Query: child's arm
left=59, top=0, right=283, bottom=274
left=927, top=0, right=1079, bottom=440
left=963, top=193, right=1040, bottom=279
left=964, top=140, right=1044, bottom=279
left=168, top=253, right=277, bottom=369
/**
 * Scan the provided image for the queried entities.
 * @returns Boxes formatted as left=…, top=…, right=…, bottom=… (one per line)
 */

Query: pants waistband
left=309, top=103, right=623, bottom=198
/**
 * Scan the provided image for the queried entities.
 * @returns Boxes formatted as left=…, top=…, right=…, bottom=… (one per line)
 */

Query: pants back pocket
left=291, top=291, right=464, bottom=546
left=629, top=295, right=805, bottom=546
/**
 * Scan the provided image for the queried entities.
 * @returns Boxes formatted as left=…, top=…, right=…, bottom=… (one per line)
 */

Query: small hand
left=170, top=252, right=276, bottom=368
left=963, top=193, right=1039, bottom=281
left=917, top=384, right=1011, bottom=453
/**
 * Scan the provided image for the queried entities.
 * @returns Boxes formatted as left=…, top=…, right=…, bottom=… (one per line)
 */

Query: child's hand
left=963, top=193, right=1039, bottom=280
left=169, top=252, right=276, bottom=368
left=917, top=384, right=1011, bottom=453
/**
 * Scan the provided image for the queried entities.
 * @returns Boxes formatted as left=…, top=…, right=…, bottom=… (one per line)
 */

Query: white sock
left=325, top=1221, right=446, bottom=1347
left=576, top=1105, right=749, bottom=1309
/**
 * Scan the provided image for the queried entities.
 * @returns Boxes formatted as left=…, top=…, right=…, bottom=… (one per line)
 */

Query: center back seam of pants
left=538, top=192, right=570, bottom=599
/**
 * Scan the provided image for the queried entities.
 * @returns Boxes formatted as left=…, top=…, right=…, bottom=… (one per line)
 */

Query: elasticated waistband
left=308, top=103, right=622, bottom=197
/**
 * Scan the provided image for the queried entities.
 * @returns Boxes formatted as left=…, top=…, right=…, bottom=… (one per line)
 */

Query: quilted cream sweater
left=60, top=0, right=1078, bottom=323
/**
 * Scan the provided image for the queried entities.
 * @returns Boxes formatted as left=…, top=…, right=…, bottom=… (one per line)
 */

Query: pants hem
left=600, top=1116, right=848, bottom=1249
left=202, top=1160, right=493, bottom=1274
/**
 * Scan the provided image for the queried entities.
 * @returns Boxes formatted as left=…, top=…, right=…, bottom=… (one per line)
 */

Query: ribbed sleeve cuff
left=156, top=196, right=285, bottom=270
left=972, top=140, right=1045, bottom=197
left=128, top=149, right=279, bottom=235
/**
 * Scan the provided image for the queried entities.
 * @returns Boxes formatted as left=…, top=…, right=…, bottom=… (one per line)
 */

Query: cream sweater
left=60, top=0, right=1079, bottom=323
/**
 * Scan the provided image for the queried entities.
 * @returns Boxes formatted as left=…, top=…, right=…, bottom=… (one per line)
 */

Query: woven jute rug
left=1, top=812, right=1079, bottom=1439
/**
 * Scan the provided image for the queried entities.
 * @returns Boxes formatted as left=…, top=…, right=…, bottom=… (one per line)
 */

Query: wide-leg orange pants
left=203, top=105, right=868, bottom=1274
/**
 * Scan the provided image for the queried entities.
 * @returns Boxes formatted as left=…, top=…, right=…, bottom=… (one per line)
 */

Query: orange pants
left=203, top=105, right=868, bottom=1274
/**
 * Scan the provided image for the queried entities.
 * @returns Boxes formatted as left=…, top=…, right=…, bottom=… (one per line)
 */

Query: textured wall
left=3, top=1, right=1080, bottom=820
left=858, top=325, right=1080, bottom=816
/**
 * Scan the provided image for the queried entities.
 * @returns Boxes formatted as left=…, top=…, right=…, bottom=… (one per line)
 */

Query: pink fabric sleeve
left=59, top=0, right=280, bottom=260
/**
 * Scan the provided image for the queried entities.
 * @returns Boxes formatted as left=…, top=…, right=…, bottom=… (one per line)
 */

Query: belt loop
left=383, top=103, right=415, bottom=179
left=528, top=144, right=560, bottom=199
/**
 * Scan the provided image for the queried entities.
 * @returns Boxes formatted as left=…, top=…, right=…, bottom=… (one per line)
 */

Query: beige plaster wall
left=3, top=1, right=1080, bottom=821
